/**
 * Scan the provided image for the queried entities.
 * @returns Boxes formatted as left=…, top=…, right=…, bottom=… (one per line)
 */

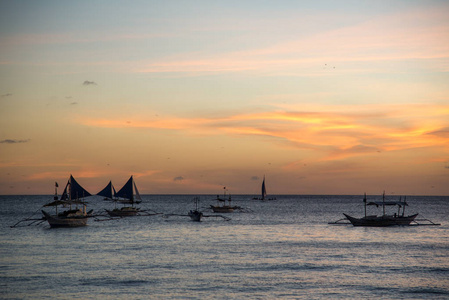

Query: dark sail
left=60, top=180, right=69, bottom=201
left=97, top=181, right=114, bottom=199
left=115, top=176, right=134, bottom=201
left=261, top=177, right=267, bottom=200
left=70, top=175, right=91, bottom=199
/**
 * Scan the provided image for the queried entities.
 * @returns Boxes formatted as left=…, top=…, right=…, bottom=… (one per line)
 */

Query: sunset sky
left=1, top=1, right=448, bottom=195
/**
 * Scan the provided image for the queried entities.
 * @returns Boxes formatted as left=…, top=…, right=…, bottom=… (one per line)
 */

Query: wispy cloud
left=137, top=5, right=449, bottom=76
left=132, top=170, right=160, bottom=178
left=427, top=127, right=449, bottom=138
left=80, top=103, right=449, bottom=162
left=1, top=93, right=13, bottom=98
left=173, top=176, right=184, bottom=181
left=0, top=139, right=30, bottom=144
left=25, top=170, right=106, bottom=181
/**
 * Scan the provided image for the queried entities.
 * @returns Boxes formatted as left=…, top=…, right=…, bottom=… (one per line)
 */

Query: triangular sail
left=69, top=175, right=92, bottom=200
left=60, top=181, right=69, bottom=201
left=115, top=176, right=134, bottom=202
left=59, top=175, right=91, bottom=201
left=97, top=181, right=114, bottom=199
left=134, top=181, right=142, bottom=202
left=261, top=176, right=267, bottom=200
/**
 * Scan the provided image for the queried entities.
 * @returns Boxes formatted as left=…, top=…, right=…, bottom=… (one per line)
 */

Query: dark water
left=1, top=195, right=448, bottom=299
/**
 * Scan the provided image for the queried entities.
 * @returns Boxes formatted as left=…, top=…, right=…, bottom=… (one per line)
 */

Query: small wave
left=403, top=288, right=449, bottom=295
left=80, top=277, right=156, bottom=287
left=388, top=266, right=449, bottom=274
left=235, top=262, right=337, bottom=272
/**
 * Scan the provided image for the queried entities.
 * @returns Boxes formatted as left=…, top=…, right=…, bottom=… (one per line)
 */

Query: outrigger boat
left=343, top=193, right=418, bottom=227
left=211, top=187, right=239, bottom=213
left=104, top=176, right=142, bottom=217
left=163, top=197, right=230, bottom=222
left=188, top=197, right=203, bottom=222
left=42, top=175, right=93, bottom=228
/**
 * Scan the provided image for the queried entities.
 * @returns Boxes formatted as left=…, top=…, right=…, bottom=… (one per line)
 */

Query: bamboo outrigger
left=329, top=193, right=440, bottom=227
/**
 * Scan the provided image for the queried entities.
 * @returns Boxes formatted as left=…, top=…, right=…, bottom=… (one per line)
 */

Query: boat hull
left=343, top=213, right=418, bottom=227
left=188, top=210, right=203, bottom=222
left=42, top=210, right=88, bottom=228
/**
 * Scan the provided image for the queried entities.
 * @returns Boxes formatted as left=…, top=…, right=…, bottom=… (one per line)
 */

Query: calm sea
left=1, top=195, right=448, bottom=299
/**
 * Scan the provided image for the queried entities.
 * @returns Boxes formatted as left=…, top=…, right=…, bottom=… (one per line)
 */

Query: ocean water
left=1, top=194, right=448, bottom=299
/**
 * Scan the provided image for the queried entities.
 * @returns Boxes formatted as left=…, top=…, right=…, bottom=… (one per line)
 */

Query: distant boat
left=210, top=187, right=239, bottom=213
left=105, top=176, right=142, bottom=217
left=343, top=193, right=418, bottom=227
left=42, top=175, right=93, bottom=228
left=188, top=197, right=203, bottom=222
left=253, top=176, right=276, bottom=200
left=97, top=180, right=116, bottom=201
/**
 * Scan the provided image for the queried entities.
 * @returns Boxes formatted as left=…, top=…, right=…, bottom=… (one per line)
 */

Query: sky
left=0, top=0, right=448, bottom=195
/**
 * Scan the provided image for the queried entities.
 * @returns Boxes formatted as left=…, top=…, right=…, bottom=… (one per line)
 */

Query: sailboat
left=210, top=187, right=239, bottom=213
left=253, top=176, right=276, bottom=200
left=343, top=193, right=418, bottom=227
left=97, top=180, right=116, bottom=201
left=105, top=176, right=142, bottom=217
left=41, top=175, right=93, bottom=227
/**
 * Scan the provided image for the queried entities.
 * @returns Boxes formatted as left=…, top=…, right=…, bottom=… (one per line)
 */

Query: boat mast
left=363, top=193, right=367, bottom=218
left=130, top=176, right=134, bottom=207
left=194, top=197, right=199, bottom=211
left=261, top=176, right=266, bottom=200
left=54, top=182, right=58, bottom=201
left=54, top=182, right=59, bottom=215
left=403, top=196, right=406, bottom=216
left=382, top=191, right=386, bottom=216
left=224, top=186, right=226, bottom=206
left=69, top=176, right=73, bottom=210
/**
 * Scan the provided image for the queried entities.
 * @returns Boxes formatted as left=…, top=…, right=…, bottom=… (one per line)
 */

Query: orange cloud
left=26, top=170, right=105, bottom=181
left=79, top=103, right=449, bottom=163
left=81, top=117, right=215, bottom=131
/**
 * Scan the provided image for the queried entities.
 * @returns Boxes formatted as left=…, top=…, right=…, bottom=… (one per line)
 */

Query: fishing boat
left=162, top=197, right=232, bottom=222
left=41, top=175, right=92, bottom=228
left=210, top=187, right=238, bottom=213
left=343, top=193, right=418, bottom=227
left=105, top=176, right=141, bottom=217
left=253, top=176, right=276, bottom=200
left=188, top=197, right=203, bottom=222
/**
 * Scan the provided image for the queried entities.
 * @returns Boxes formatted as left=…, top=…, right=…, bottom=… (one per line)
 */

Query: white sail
left=134, top=181, right=142, bottom=202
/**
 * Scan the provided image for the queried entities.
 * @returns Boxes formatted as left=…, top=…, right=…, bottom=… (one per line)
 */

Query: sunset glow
left=1, top=1, right=448, bottom=195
